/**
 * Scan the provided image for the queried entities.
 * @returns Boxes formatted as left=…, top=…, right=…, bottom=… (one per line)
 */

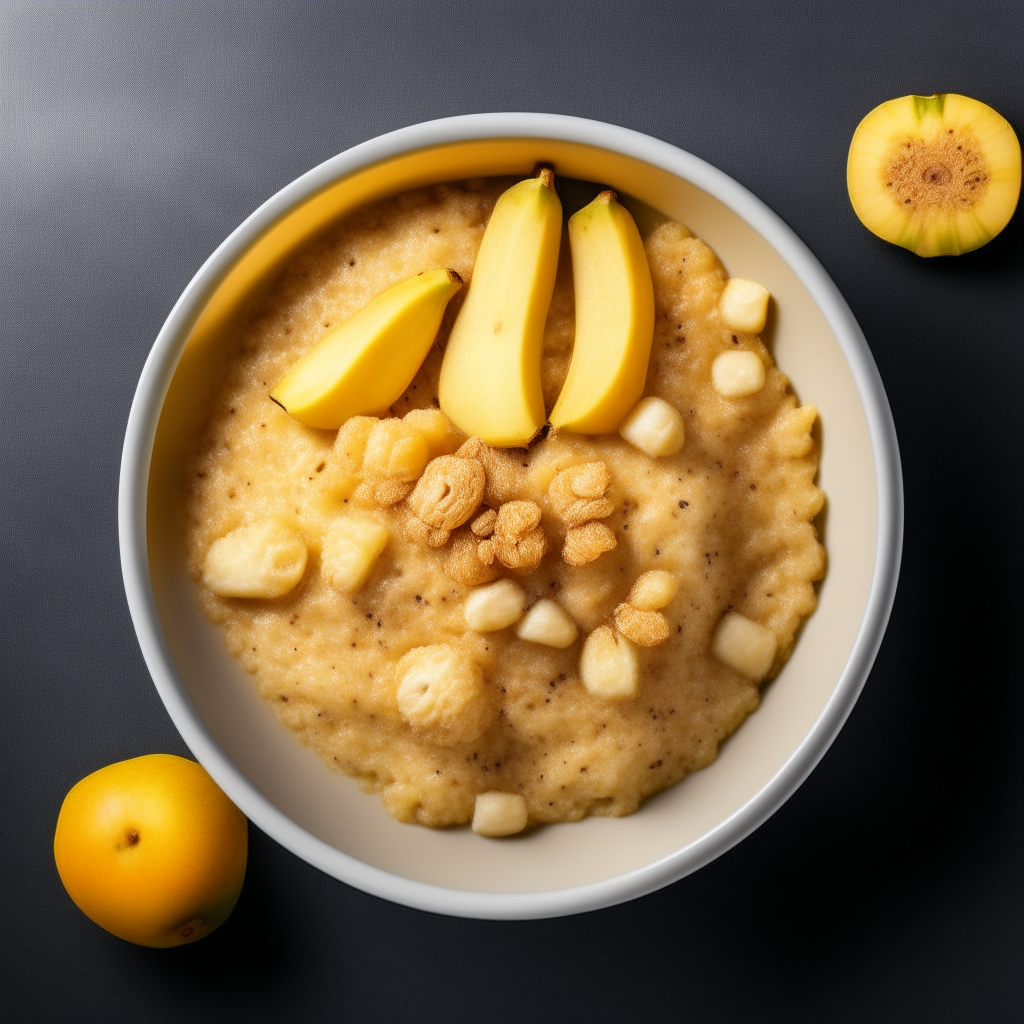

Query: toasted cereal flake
left=363, top=418, right=430, bottom=481
left=613, top=603, right=670, bottom=646
left=490, top=501, right=546, bottom=571
left=408, top=454, right=485, bottom=530
left=548, top=462, right=614, bottom=527
left=562, top=521, right=616, bottom=566
left=403, top=407, right=464, bottom=457
left=445, top=528, right=501, bottom=585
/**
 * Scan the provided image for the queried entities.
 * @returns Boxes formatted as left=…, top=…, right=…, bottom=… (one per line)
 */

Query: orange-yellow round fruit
left=54, top=754, right=247, bottom=947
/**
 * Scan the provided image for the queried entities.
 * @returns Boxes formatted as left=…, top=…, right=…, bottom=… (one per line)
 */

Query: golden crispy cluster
left=444, top=529, right=501, bottom=585
left=478, top=500, right=546, bottom=571
left=612, top=570, right=678, bottom=646
left=407, top=453, right=485, bottom=542
left=547, top=462, right=617, bottom=566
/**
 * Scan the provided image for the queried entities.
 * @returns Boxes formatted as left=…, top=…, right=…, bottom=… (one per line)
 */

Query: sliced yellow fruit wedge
left=847, top=93, right=1021, bottom=256
left=270, top=268, right=462, bottom=429
left=438, top=169, right=562, bottom=447
left=549, top=191, right=654, bottom=434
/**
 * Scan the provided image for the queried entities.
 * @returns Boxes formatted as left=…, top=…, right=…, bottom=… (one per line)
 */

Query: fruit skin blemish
left=847, top=93, right=1021, bottom=256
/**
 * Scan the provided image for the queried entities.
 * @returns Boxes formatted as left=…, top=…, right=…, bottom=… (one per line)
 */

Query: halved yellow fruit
left=549, top=191, right=654, bottom=435
left=847, top=94, right=1021, bottom=256
left=438, top=169, right=562, bottom=446
left=271, top=268, right=462, bottom=429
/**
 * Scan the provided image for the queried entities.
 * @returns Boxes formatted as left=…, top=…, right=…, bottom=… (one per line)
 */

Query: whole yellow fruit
left=54, top=754, right=247, bottom=947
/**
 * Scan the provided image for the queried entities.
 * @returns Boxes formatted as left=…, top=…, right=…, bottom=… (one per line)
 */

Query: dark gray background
left=2, top=1, right=1022, bottom=1021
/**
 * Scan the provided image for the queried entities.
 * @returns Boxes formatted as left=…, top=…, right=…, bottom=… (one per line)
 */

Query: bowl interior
left=146, top=137, right=876, bottom=895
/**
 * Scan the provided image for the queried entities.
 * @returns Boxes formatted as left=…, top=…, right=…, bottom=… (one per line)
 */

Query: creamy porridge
left=183, top=177, right=824, bottom=830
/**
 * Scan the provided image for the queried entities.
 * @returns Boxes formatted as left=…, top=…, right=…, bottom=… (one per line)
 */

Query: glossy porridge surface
left=183, top=178, right=824, bottom=827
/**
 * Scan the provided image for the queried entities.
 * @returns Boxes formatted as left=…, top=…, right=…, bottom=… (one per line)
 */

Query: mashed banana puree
left=183, top=178, right=824, bottom=831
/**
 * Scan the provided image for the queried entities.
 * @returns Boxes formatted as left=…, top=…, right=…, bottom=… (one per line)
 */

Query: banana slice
left=271, top=268, right=462, bottom=428
left=549, top=190, right=654, bottom=434
left=438, top=169, right=562, bottom=446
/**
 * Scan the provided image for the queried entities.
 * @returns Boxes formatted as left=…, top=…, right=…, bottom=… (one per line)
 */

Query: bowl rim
left=119, top=112, right=903, bottom=920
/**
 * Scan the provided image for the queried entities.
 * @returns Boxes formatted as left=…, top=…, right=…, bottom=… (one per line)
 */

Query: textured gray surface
left=2, top=2, right=1022, bottom=1021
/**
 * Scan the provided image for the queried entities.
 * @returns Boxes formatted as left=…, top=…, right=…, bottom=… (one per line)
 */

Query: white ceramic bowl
left=120, top=113, right=902, bottom=920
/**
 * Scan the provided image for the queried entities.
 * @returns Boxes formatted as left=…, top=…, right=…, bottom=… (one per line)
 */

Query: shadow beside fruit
left=128, top=830, right=305, bottom=998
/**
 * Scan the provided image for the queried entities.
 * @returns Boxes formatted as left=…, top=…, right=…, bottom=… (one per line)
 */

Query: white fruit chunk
left=203, top=518, right=307, bottom=599
left=515, top=599, right=578, bottom=648
left=321, top=515, right=389, bottom=594
left=464, top=579, right=526, bottom=632
left=396, top=644, right=492, bottom=745
left=580, top=626, right=639, bottom=700
left=712, top=611, right=777, bottom=680
left=618, top=396, right=685, bottom=458
left=711, top=351, right=766, bottom=398
left=719, top=277, right=770, bottom=333
left=472, top=792, right=528, bottom=837
left=627, top=570, right=678, bottom=611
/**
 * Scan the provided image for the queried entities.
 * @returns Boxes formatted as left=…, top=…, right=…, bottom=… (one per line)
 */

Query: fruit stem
left=597, top=189, right=618, bottom=203
left=913, top=94, right=946, bottom=120
left=536, top=167, right=555, bottom=189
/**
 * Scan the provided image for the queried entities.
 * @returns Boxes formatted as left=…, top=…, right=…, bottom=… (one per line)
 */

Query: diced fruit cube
left=515, top=599, right=578, bottom=648
left=203, top=518, right=307, bottom=599
left=628, top=570, right=678, bottom=610
left=472, top=792, right=528, bottom=837
left=618, top=396, right=685, bottom=458
left=718, top=278, right=770, bottom=333
left=711, top=351, right=766, bottom=398
left=363, top=418, right=429, bottom=481
left=320, top=515, right=389, bottom=594
left=580, top=626, right=639, bottom=700
left=396, top=644, right=491, bottom=745
left=712, top=611, right=777, bottom=680
left=403, top=407, right=463, bottom=457
left=463, top=579, right=526, bottom=632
